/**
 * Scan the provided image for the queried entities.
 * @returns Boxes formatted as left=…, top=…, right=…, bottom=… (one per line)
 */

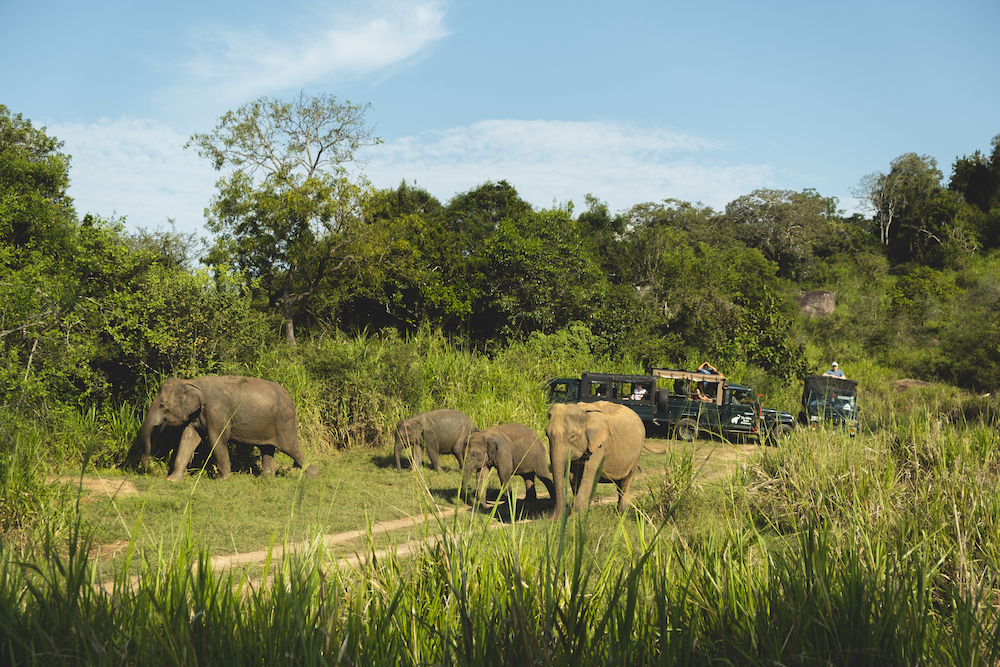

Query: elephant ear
left=486, top=433, right=510, bottom=467
left=178, top=383, right=204, bottom=420
left=584, top=413, right=611, bottom=454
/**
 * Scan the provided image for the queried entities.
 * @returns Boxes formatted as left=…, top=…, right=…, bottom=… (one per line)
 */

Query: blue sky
left=3, top=0, right=998, bottom=236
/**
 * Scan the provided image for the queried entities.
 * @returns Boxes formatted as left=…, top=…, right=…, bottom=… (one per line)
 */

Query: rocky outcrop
left=796, top=291, right=836, bottom=318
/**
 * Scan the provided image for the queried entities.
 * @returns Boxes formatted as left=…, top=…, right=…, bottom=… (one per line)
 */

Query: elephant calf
left=140, top=375, right=319, bottom=481
left=545, top=401, right=645, bottom=519
left=394, top=409, right=477, bottom=471
left=463, top=423, right=556, bottom=508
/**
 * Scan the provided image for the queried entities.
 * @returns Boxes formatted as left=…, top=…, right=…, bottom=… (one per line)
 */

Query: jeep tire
left=675, top=418, right=699, bottom=442
left=769, top=423, right=793, bottom=446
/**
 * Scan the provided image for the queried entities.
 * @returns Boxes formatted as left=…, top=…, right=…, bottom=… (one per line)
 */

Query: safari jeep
left=545, top=368, right=795, bottom=444
left=799, top=374, right=860, bottom=436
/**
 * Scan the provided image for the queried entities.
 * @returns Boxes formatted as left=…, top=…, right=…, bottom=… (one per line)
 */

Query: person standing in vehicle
left=697, top=361, right=720, bottom=396
left=823, top=362, right=845, bottom=378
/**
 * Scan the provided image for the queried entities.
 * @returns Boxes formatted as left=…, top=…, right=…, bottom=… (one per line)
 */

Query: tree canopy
left=187, top=92, right=382, bottom=345
left=6, top=99, right=1000, bottom=404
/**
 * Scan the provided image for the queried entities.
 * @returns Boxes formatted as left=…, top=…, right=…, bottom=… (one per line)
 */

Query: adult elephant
left=545, top=401, right=645, bottom=519
left=139, top=375, right=319, bottom=481
left=462, top=423, right=556, bottom=508
left=394, top=409, right=478, bottom=471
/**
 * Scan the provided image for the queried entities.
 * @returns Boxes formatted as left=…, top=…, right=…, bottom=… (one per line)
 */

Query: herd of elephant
left=139, top=375, right=646, bottom=519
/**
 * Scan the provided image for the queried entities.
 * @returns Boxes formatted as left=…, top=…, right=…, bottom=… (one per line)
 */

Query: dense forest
left=3, top=96, right=1000, bottom=425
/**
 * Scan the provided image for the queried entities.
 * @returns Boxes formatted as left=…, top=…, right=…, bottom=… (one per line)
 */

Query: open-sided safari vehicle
left=545, top=368, right=795, bottom=444
left=799, top=374, right=859, bottom=436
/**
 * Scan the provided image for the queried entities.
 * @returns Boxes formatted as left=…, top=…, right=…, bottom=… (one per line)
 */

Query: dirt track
left=61, top=438, right=758, bottom=591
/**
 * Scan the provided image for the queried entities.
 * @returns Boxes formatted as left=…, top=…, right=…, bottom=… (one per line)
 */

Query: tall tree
left=950, top=134, right=1000, bottom=215
left=724, top=188, right=836, bottom=278
left=445, top=180, right=533, bottom=257
left=853, top=153, right=942, bottom=247
left=950, top=134, right=1000, bottom=251
left=187, top=92, right=381, bottom=345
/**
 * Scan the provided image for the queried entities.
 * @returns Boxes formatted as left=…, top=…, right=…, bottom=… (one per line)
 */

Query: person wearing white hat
left=823, top=362, right=845, bottom=378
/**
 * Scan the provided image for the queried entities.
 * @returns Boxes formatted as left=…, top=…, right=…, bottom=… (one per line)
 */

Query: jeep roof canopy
left=646, top=367, right=727, bottom=405
left=801, top=374, right=858, bottom=405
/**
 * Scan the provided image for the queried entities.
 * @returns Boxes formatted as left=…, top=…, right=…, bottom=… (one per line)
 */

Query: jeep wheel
left=769, top=423, right=793, bottom=446
left=675, top=418, right=699, bottom=442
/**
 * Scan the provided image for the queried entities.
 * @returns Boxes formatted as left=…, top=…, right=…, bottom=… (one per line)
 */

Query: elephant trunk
left=550, top=436, right=569, bottom=519
left=139, top=406, right=162, bottom=467
left=461, top=462, right=476, bottom=491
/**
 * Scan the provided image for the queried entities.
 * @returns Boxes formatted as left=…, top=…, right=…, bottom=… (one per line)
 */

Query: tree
left=464, top=207, right=606, bottom=342
left=950, top=134, right=1000, bottom=215
left=445, top=180, right=533, bottom=257
left=333, top=181, right=472, bottom=332
left=187, top=92, right=381, bottom=345
left=950, top=134, right=1000, bottom=252
left=853, top=153, right=942, bottom=247
left=724, top=188, right=837, bottom=278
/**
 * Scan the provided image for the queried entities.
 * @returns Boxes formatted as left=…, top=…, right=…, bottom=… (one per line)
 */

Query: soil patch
left=51, top=476, right=140, bottom=502
left=894, top=378, right=931, bottom=392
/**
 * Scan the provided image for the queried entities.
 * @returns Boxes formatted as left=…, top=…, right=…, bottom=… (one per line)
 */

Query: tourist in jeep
left=698, top=361, right=720, bottom=395
left=692, top=383, right=713, bottom=402
left=674, top=378, right=689, bottom=398
left=823, top=362, right=845, bottom=378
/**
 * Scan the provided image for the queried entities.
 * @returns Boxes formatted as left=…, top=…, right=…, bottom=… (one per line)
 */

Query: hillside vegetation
left=3, top=99, right=1000, bottom=664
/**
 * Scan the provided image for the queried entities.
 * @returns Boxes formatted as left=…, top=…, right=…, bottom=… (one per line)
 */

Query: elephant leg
left=572, top=454, right=605, bottom=513
left=523, top=475, right=537, bottom=502
left=275, top=423, right=316, bottom=477
left=496, top=471, right=517, bottom=506
left=427, top=444, right=442, bottom=472
left=259, top=445, right=277, bottom=477
left=410, top=442, right=423, bottom=471
left=168, top=425, right=201, bottom=482
left=538, top=473, right=557, bottom=500
left=206, top=426, right=232, bottom=480
left=616, top=473, right=636, bottom=514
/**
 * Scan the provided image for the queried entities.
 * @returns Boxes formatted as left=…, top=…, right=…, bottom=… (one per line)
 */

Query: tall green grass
left=3, top=495, right=999, bottom=665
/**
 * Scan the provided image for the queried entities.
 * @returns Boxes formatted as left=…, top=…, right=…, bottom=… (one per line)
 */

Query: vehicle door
left=723, top=387, right=758, bottom=434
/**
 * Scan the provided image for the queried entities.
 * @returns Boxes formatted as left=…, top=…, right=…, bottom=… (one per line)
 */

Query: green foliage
left=5, top=471, right=1000, bottom=665
left=189, top=92, right=381, bottom=345
left=466, top=207, right=607, bottom=341
left=724, top=187, right=839, bottom=279
left=104, top=262, right=270, bottom=382
left=889, top=265, right=962, bottom=320
left=445, top=179, right=534, bottom=256
left=0, top=412, right=78, bottom=549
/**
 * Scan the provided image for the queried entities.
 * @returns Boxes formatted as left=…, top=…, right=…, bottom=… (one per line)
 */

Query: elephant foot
left=303, top=464, right=319, bottom=478
left=166, top=473, right=183, bottom=482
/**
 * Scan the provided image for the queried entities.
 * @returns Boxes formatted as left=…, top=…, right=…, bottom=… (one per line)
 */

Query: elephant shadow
left=371, top=452, right=399, bottom=470
left=466, top=488, right=555, bottom=523
left=136, top=426, right=271, bottom=478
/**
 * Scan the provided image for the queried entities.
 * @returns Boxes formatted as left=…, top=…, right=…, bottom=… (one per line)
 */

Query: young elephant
left=546, top=401, right=645, bottom=519
left=394, top=409, right=477, bottom=471
left=463, top=423, right=556, bottom=507
left=139, top=375, right=319, bottom=481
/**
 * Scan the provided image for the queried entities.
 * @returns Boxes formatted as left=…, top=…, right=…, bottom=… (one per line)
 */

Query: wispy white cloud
left=363, top=119, right=776, bottom=212
left=52, top=117, right=217, bottom=235
left=51, top=116, right=777, bottom=240
left=183, top=1, right=450, bottom=102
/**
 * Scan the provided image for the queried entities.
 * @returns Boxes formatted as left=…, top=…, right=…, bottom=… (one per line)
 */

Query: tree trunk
left=281, top=285, right=296, bottom=347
